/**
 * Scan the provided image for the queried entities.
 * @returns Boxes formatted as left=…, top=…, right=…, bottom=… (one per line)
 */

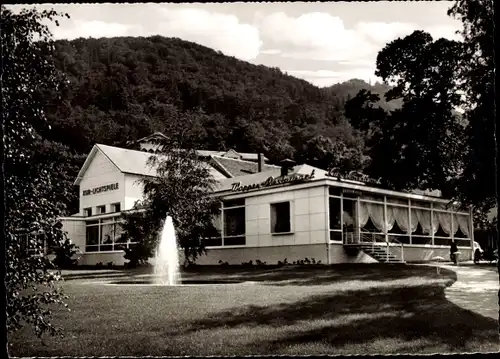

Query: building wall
left=79, top=251, right=127, bottom=266
left=228, top=185, right=328, bottom=248
left=403, top=246, right=473, bottom=262
left=192, top=244, right=329, bottom=265
left=79, top=150, right=125, bottom=214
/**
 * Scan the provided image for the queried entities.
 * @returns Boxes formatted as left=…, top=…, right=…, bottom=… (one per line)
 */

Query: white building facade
left=61, top=141, right=474, bottom=266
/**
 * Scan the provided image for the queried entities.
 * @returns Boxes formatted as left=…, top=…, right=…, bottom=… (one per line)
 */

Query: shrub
left=122, top=242, right=155, bottom=268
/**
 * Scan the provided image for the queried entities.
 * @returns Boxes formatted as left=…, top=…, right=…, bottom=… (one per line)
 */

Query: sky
left=9, top=2, right=462, bottom=87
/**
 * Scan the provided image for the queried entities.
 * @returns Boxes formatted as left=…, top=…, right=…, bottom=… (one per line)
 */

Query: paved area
left=435, top=262, right=499, bottom=320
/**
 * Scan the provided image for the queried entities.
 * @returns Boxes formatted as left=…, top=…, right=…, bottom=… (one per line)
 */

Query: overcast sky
left=10, top=2, right=462, bottom=87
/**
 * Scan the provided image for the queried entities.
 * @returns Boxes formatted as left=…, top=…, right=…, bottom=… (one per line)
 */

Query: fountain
left=153, top=216, right=181, bottom=286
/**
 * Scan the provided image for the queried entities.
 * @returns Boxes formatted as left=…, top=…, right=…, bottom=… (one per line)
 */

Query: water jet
left=153, top=216, right=181, bottom=285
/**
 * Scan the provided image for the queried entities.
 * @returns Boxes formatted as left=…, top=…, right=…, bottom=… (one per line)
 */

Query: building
left=60, top=137, right=474, bottom=266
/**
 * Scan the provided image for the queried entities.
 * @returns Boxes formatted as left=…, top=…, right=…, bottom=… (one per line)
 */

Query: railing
left=343, top=232, right=405, bottom=263
left=387, top=236, right=405, bottom=263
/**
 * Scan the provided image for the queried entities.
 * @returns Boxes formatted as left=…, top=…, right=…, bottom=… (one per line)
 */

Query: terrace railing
left=344, top=232, right=405, bottom=263
left=387, top=236, right=405, bottom=263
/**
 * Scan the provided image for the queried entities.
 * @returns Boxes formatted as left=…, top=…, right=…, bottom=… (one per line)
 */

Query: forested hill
left=45, top=35, right=394, bottom=167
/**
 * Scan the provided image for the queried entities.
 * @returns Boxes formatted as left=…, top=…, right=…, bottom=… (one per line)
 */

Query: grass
left=8, top=264, right=499, bottom=356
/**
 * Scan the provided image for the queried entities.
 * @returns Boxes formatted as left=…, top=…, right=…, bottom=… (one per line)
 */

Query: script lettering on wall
left=231, top=170, right=315, bottom=192
left=325, top=169, right=381, bottom=186
left=82, top=183, right=119, bottom=196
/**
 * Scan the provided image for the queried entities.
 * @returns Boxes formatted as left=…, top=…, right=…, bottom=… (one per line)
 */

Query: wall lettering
left=83, top=183, right=119, bottom=196
left=231, top=170, right=315, bottom=192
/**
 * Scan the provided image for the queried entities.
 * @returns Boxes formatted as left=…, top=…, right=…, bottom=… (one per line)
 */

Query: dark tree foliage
left=41, top=35, right=395, bottom=180
left=372, top=31, right=465, bottom=195
left=2, top=6, right=72, bottom=339
left=447, top=0, right=496, bottom=214
left=345, top=0, right=495, bottom=219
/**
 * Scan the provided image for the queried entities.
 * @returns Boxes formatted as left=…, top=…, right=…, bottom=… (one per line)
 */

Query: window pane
left=100, top=224, right=114, bottom=251
left=212, top=212, right=222, bottom=232
left=224, top=207, right=245, bottom=236
left=342, top=198, right=356, bottom=230
left=271, top=202, right=291, bottom=233
left=86, top=226, right=99, bottom=251
left=113, top=223, right=126, bottom=245
left=329, top=197, right=341, bottom=230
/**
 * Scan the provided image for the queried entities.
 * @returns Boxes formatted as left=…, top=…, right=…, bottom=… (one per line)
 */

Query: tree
left=374, top=31, right=465, bottom=195
left=2, top=6, right=72, bottom=338
left=120, top=114, right=221, bottom=266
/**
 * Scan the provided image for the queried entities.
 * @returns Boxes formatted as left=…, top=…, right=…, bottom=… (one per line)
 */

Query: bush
left=122, top=242, right=155, bottom=268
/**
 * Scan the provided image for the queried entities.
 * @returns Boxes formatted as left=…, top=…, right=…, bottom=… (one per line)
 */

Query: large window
left=85, top=217, right=128, bottom=252
left=84, top=207, right=92, bottom=217
left=222, top=198, right=246, bottom=246
left=271, top=201, right=291, bottom=233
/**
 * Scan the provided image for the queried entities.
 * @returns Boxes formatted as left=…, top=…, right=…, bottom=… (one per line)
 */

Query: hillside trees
left=2, top=5, right=73, bottom=339
left=42, top=35, right=390, bottom=181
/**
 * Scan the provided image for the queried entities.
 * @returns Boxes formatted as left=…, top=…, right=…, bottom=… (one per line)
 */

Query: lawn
left=8, top=264, right=499, bottom=356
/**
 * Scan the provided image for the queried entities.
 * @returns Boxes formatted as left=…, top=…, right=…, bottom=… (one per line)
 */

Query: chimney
left=280, top=158, right=296, bottom=177
left=258, top=153, right=265, bottom=172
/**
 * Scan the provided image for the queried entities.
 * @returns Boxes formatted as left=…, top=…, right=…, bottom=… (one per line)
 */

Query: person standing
left=450, top=241, right=458, bottom=264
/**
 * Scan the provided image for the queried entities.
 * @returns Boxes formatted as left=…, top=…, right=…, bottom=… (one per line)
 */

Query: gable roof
left=74, top=144, right=228, bottom=185
left=210, top=156, right=280, bottom=178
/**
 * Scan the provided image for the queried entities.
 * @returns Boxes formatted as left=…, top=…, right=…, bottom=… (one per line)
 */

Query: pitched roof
left=210, top=156, right=280, bottom=178
left=136, top=132, right=269, bottom=162
left=74, top=144, right=228, bottom=185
